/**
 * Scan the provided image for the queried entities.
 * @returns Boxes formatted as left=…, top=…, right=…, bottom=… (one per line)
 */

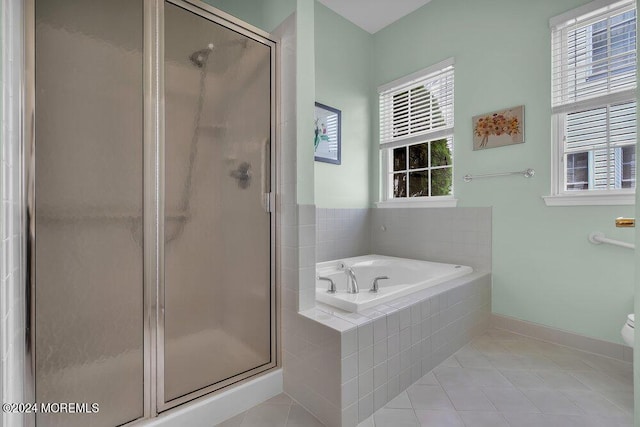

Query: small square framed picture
left=314, top=102, right=341, bottom=164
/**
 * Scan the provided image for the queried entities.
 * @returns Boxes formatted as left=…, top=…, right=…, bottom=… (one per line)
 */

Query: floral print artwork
left=473, top=106, right=524, bottom=150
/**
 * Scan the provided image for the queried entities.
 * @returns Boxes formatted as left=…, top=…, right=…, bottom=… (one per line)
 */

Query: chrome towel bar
left=463, top=168, right=535, bottom=182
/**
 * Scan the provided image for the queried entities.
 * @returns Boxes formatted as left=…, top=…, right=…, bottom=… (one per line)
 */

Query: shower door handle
left=263, top=192, right=274, bottom=213
left=262, top=138, right=272, bottom=213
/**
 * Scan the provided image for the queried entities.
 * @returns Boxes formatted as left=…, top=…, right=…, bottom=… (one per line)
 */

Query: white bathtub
left=315, top=255, right=473, bottom=313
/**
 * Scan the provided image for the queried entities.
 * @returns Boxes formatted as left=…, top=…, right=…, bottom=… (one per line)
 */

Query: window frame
left=546, top=0, right=637, bottom=207
left=377, top=58, right=457, bottom=208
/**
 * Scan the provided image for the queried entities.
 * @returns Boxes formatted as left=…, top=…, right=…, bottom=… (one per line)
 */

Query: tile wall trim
left=491, top=313, right=633, bottom=363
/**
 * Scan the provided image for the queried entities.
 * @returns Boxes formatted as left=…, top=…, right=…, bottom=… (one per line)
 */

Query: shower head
left=189, top=43, right=215, bottom=68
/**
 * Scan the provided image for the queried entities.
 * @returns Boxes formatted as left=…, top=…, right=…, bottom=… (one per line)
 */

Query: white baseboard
left=140, top=369, right=283, bottom=427
left=491, top=314, right=632, bottom=363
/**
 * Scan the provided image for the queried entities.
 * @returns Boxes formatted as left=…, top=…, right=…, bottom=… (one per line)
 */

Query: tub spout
left=346, top=267, right=359, bottom=294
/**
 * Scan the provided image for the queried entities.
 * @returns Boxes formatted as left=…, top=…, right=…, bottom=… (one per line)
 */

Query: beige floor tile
left=569, top=370, right=633, bottom=392
left=458, top=411, right=509, bottom=427
left=373, top=408, right=419, bottom=426
left=465, top=368, right=513, bottom=387
left=414, top=409, right=464, bottom=427
left=415, top=371, right=439, bottom=385
left=534, top=371, right=590, bottom=390
left=407, top=385, right=454, bottom=410
left=442, top=386, right=496, bottom=411
left=241, top=403, right=291, bottom=427
left=503, top=412, right=593, bottom=427
left=285, top=404, right=323, bottom=427
left=562, top=389, right=630, bottom=418
left=356, top=415, right=374, bottom=427
left=265, top=393, right=294, bottom=405
left=386, top=391, right=412, bottom=409
left=520, top=388, right=583, bottom=415
left=499, top=369, right=548, bottom=389
left=215, top=411, right=246, bottom=427
left=481, top=387, right=540, bottom=414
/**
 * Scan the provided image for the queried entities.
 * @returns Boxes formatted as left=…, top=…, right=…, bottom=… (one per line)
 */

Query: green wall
left=373, top=0, right=636, bottom=344
left=313, top=3, right=372, bottom=208
left=296, top=0, right=315, bottom=205
left=206, top=0, right=636, bottom=344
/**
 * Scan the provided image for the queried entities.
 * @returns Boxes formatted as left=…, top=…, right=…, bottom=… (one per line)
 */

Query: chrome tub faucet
left=369, top=276, right=389, bottom=293
left=318, top=276, right=336, bottom=294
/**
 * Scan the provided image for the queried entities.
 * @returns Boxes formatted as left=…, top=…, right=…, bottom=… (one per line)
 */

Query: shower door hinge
left=263, top=192, right=274, bottom=213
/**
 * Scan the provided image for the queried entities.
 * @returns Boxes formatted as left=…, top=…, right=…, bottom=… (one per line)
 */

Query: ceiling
left=317, top=0, right=433, bottom=34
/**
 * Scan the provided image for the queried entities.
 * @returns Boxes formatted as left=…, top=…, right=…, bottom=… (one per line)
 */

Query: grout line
left=283, top=400, right=293, bottom=427
left=236, top=408, right=248, bottom=426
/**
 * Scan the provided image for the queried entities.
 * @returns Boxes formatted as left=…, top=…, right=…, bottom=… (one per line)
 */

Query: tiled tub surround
left=292, top=271, right=491, bottom=426
left=371, top=208, right=491, bottom=272
left=316, top=208, right=371, bottom=262
left=316, top=207, right=491, bottom=272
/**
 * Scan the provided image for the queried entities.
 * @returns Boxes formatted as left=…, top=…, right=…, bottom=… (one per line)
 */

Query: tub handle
left=370, top=276, right=389, bottom=293
left=318, top=276, right=336, bottom=294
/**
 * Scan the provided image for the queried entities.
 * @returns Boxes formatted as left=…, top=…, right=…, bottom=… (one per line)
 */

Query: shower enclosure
left=27, top=0, right=276, bottom=425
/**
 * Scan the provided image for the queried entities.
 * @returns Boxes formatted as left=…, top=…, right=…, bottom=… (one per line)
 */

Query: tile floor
left=216, top=328, right=634, bottom=427
left=214, top=393, right=324, bottom=427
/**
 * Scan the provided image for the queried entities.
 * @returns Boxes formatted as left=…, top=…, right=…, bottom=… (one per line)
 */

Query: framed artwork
left=314, top=102, right=341, bottom=164
left=473, top=105, right=524, bottom=150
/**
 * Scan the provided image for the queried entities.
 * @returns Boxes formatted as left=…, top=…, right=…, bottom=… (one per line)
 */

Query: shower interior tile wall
left=316, top=207, right=491, bottom=271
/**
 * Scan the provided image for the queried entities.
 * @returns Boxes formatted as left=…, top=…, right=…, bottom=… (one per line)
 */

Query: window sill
left=376, top=198, right=458, bottom=208
left=543, top=192, right=635, bottom=206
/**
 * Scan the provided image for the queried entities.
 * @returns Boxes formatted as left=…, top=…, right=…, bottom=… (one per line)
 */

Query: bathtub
left=315, top=255, right=473, bottom=312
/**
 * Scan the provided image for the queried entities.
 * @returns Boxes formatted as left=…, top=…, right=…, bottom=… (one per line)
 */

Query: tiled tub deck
left=289, top=271, right=491, bottom=426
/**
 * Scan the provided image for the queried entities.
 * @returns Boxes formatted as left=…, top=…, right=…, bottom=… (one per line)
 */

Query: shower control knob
left=230, top=162, right=251, bottom=188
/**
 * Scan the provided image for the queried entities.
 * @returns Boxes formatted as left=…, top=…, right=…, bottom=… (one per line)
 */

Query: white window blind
left=379, top=60, right=454, bottom=148
left=551, top=0, right=636, bottom=113
left=550, top=0, right=636, bottom=196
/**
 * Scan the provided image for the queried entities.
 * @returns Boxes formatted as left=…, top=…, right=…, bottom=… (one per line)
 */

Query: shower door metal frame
left=24, top=0, right=36, bottom=426
left=151, top=0, right=279, bottom=415
left=24, top=0, right=279, bottom=423
left=26, top=0, right=150, bottom=425
left=144, top=0, right=163, bottom=420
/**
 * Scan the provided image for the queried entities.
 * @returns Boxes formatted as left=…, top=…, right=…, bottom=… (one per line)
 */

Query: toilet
left=621, top=314, right=634, bottom=347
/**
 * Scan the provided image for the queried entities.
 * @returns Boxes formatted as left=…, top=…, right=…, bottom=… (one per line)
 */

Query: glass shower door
left=162, top=1, right=275, bottom=407
left=34, top=0, right=144, bottom=426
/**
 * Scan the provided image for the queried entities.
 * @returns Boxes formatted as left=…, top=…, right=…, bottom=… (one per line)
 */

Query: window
left=590, top=9, right=636, bottom=79
left=548, top=0, right=636, bottom=205
left=378, top=58, right=455, bottom=204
